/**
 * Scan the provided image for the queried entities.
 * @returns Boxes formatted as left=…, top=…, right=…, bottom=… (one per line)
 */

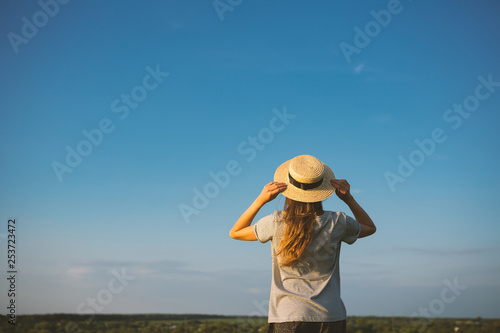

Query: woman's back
left=254, top=210, right=360, bottom=323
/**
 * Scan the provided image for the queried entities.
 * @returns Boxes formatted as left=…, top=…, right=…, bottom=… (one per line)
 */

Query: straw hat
left=274, top=155, right=336, bottom=203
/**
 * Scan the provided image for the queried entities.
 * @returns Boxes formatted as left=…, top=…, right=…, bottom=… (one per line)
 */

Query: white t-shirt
left=253, top=210, right=361, bottom=323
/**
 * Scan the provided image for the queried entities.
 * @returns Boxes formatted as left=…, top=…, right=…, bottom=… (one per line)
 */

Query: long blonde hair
left=275, top=198, right=324, bottom=266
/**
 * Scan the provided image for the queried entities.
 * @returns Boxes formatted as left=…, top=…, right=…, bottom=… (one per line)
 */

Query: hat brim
left=274, top=159, right=336, bottom=203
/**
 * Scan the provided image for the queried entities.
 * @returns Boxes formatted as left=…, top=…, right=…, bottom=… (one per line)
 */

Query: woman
left=229, top=155, right=376, bottom=333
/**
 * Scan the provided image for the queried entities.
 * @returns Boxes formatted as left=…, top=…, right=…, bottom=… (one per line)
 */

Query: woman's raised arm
left=229, top=182, right=287, bottom=241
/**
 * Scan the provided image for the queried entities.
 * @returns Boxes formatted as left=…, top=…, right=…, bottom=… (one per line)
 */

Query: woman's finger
left=271, top=184, right=287, bottom=193
left=331, top=179, right=349, bottom=187
left=265, top=182, right=286, bottom=193
left=331, top=179, right=350, bottom=195
left=330, top=180, right=343, bottom=189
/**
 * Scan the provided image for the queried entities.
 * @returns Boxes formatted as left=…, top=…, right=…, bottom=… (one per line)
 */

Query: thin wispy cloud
left=31, top=258, right=269, bottom=292
left=382, top=246, right=497, bottom=256
left=62, top=259, right=205, bottom=281
left=243, top=287, right=267, bottom=295
left=372, top=113, right=394, bottom=125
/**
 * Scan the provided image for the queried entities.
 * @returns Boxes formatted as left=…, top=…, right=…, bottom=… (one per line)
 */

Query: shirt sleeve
left=253, top=213, right=276, bottom=243
left=341, top=213, right=361, bottom=245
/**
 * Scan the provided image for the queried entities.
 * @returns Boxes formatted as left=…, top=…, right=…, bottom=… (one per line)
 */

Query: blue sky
left=1, top=0, right=499, bottom=320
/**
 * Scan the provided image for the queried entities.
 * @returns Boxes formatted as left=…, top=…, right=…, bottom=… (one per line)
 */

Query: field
left=1, top=314, right=500, bottom=332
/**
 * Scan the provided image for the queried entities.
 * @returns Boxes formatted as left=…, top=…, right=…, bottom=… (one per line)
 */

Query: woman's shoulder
left=323, top=210, right=347, bottom=215
left=257, top=210, right=284, bottom=224
left=272, top=210, right=284, bottom=222
left=322, top=210, right=341, bottom=217
left=322, top=211, right=349, bottom=223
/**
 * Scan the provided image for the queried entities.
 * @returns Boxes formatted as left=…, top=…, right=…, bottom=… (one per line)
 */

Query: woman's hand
left=330, top=178, right=376, bottom=238
left=229, top=182, right=287, bottom=241
left=330, top=179, right=354, bottom=203
left=257, top=182, right=287, bottom=205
